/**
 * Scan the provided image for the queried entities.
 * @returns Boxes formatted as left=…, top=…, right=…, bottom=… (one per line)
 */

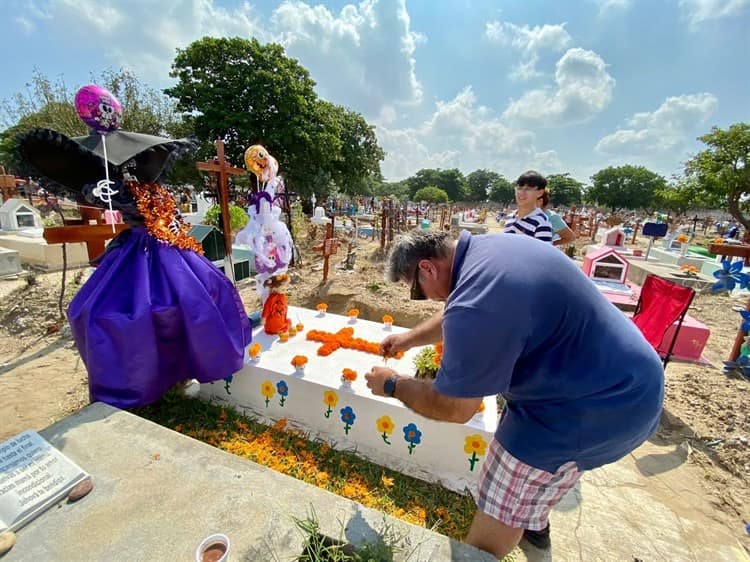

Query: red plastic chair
left=632, top=275, right=695, bottom=367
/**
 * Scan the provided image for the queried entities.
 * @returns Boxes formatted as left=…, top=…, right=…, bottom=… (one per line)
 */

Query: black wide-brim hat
left=15, top=128, right=198, bottom=193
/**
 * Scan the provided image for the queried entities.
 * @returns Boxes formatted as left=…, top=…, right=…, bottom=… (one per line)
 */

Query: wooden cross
left=196, top=140, right=245, bottom=258
left=312, top=222, right=339, bottom=282
left=44, top=223, right=129, bottom=262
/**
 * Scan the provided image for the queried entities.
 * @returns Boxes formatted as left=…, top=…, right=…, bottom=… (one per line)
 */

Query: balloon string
left=100, top=134, right=116, bottom=234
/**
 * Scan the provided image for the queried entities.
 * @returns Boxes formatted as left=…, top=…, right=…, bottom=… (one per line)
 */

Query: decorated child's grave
left=200, top=306, right=496, bottom=494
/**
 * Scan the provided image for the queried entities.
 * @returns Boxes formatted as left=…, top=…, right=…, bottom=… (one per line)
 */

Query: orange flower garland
left=129, top=182, right=203, bottom=253
left=342, top=368, right=357, bottom=382
left=307, top=327, right=403, bottom=359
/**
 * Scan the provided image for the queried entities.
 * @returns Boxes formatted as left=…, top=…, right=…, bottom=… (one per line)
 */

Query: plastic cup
left=195, top=534, right=230, bottom=562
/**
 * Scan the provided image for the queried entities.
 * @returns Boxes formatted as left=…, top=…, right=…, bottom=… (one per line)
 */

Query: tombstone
left=310, top=206, right=331, bottom=225
left=602, top=226, right=626, bottom=250
left=0, top=199, right=43, bottom=231
left=583, top=247, right=630, bottom=284
left=182, top=192, right=213, bottom=226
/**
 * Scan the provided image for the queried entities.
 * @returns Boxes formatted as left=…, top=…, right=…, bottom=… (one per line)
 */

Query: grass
left=134, top=392, right=477, bottom=541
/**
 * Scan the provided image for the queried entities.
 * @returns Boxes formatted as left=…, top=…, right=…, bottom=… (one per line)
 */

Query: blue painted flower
left=276, top=381, right=289, bottom=396
left=739, top=310, right=750, bottom=332
left=340, top=406, right=356, bottom=434
left=711, top=260, right=750, bottom=293
left=403, top=422, right=422, bottom=455
left=276, top=380, right=289, bottom=407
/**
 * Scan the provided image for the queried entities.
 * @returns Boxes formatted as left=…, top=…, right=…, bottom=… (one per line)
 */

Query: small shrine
left=602, top=226, right=626, bottom=250
left=583, top=246, right=630, bottom=284
left=0, top=198, right=43, bottom=231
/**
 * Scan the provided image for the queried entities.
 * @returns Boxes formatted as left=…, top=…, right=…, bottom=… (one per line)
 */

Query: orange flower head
left=248, top=343, right=262, bottom=358
left=288, top=326, right=297, bottom=336
left=342, top=368, right=357, bottom=382
left=348, top=309, right=360, bottom=317
left=676, top=234, right=689, bottom=244
left=291, top=355, right=308, bottom=368
left=316, top=303, right=328, bottom=311
left=477, top=401, right=486, bottom=413
left=382, top=314, right=393, bottom=324
left=279, top=332, right=289, bottom=342
left=296, top=323, right=304, bottom=332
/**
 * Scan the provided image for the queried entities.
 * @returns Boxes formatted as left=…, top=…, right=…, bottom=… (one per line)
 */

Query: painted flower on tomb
left=340, top=406, right=356, bottom=435
left=223, top=374, right=233, bottom=395
left=248, top=342, right=262, bottom=360
left=323, top=390, right=338, bottom=418
left=464, top=434, right=488, bottom=471
left=376, top=415, right=394, bottom=444
left=261, top=380, right=275, bottom=407
left=276, top=380, right=289, bottom=407
left=403, top=422, right=422, bottom=455
left=711, top=260, right=750, bottom=293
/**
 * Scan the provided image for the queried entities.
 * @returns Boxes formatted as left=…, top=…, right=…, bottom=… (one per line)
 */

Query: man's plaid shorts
left=475, top=438, right=581, bottom=531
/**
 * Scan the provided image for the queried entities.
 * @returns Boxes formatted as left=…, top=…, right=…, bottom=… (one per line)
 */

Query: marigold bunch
left=291, top=355, right=308, bottom=368
left=342, top=368, right=357, bottom=382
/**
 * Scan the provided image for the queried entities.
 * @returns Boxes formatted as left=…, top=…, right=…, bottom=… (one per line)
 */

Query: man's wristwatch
left=383, top=375, right=399, bottom=397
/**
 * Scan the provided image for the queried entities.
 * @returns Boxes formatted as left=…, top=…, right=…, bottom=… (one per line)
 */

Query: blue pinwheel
left=711, top=260, right=750, bottom=293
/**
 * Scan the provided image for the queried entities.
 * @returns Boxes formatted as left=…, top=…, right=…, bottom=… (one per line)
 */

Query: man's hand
left=365, top=366, right=398, bottom=396
left=380, top=333, right=412, bottom=358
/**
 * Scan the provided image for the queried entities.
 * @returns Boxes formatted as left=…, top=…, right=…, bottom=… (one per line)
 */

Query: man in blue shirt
left=366, top=230, right=663, bottom=559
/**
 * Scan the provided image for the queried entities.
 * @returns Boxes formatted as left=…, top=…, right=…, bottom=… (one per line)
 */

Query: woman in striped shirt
left=503, top=170, right=553, bottom=243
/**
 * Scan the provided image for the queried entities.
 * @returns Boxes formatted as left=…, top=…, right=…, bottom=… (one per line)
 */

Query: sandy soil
left=0, top=222, right=748, bottom=551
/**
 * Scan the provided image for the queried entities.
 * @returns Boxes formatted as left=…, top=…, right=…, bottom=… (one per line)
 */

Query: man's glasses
left=410, top=267, right=426, bottom=300
left=515, top=184, right=541, bottom=192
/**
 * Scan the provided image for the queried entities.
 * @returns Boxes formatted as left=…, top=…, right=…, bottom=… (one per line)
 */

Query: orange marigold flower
left=394, top=351, right=404, bottom=359
left=342, top=368, right=357, bottom=382
left=316, top=303, right=328, bottom=310
left=382, top=314, right=393, bottom=323
left=279, top=332, right=289, bottom=342
left=348, top=309, right=360, bottom=317
left=296, top=323, right=304, bottom=332
left=288, top=326, right=297, bottom=336
left=291, top=355, right=308, bottom=368
left=248, top=343, right=262, bottom=358
left=676, top=234, right=689, bottom=244
left=477, top=401, right=485, bottom=413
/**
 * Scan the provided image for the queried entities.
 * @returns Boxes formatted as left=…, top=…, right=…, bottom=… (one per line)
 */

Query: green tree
left=653, top=177, right=706, bottom=217
left=413, top=186, right=449, bottom=204
left=166, top=37, right=383, bottom=199
left=686, top=123, right=750, bottom=229
left=546, top=173, right=583, bottom=208
left=466, top=169, right=498, bottom=202
left=406, top=168, right=466, bottom=201
left=487, top=175, right=515, bottom=205
left=587, top=165, right=666, bottom=212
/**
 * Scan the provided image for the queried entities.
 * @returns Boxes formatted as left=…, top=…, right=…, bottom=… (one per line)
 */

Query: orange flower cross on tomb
left=306, top=327, right=404, bottom=359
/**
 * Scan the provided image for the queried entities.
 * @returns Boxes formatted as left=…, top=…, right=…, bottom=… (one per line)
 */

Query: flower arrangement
left=291, top=355, right=308, bottom=369
left=679, top=264, right=700, bottom=277
left=348, top=309, right=360, bottom=322
left=306, top=327, right=402, bottom=359
left=279, top=331, right=290, bottom=342
left=288, top=326, right=297, bottom=337
left=296, top=323, right=304, bottom=332
left=382, top=315, right=393, bottom=327
left=433, top=343, right=443, bottom=367
left=248, top=343, right=262, bottom=360
left=316, top=303, right=328, bottom=315
left=676, top=233, right=689, bottom=244
left=341, top=368, right=357, bottom=383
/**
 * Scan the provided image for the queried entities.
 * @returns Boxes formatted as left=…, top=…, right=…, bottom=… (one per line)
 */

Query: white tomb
left=310, top=206, right=331, bottom=225
left=200, top=306, right=497, bottom=494
left=0, top=199, right=43, bottom=231
left=181, top=192, right=213, bottom=226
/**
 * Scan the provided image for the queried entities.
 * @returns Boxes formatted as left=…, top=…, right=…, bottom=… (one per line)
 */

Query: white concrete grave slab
left=200, top=306, right=497, bottom=494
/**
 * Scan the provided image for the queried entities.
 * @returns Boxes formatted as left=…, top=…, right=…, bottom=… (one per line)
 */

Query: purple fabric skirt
left=68, top=227, right=252, bottom=408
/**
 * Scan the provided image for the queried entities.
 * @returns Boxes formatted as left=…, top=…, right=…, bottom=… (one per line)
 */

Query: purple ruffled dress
left=68, top=227, right=251, bottom=408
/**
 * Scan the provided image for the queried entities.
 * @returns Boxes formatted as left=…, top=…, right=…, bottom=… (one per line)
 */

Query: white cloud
left=486, top=19, right=571, bottom=80
left=595, top=93, right=718, bottom=155
left=679, top=0, right=750, bottom=26
left=589, top=0, right=632, bottom=16
left=272, top=0, right=423, bottom=115
left=502, top=48, right=615, bottom=126
left=377, top=86, right=560, bottom=181
left=14, top=16, right=36, bottom=33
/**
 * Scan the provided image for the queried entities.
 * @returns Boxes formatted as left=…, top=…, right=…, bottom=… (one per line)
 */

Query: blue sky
left=2, top=0, right=748, bottom=184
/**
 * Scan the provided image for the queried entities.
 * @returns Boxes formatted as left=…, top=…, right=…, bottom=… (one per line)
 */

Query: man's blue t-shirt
left=433, top=231, right=664, bottom=473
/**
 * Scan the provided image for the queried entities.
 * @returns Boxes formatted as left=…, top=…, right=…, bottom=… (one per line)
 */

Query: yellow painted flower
left=463, top=434, right=487, bottom=456
left=323, top=390, right=339, bottom=407
left=261, top=380, right=275, bottom=399
left=376, top=415, right=395, bottom=435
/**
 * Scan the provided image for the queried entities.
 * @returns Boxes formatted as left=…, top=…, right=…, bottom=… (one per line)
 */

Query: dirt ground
left=0, top=221, right=748, bottom=552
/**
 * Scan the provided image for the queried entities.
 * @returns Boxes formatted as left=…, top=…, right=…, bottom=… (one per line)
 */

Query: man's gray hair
left=385, top=230, right=453, bottom=283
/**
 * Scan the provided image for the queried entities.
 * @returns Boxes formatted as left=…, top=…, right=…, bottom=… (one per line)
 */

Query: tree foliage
left=653, top=177, right=707, bottom=217
left=686, top=123, right=750, bottom=228
left=487, top=175, right=515, bottom=205
left=406, top=168, right=466, bottom=201
left=166, top=37, right=383, bottom=199
left=546, top=173, right=583, bottom=208
left=587, top=165, right=666, bottom=212
left=466, top=169, right=499, bottom=202
left=413, top=186, right=449, bottom=204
